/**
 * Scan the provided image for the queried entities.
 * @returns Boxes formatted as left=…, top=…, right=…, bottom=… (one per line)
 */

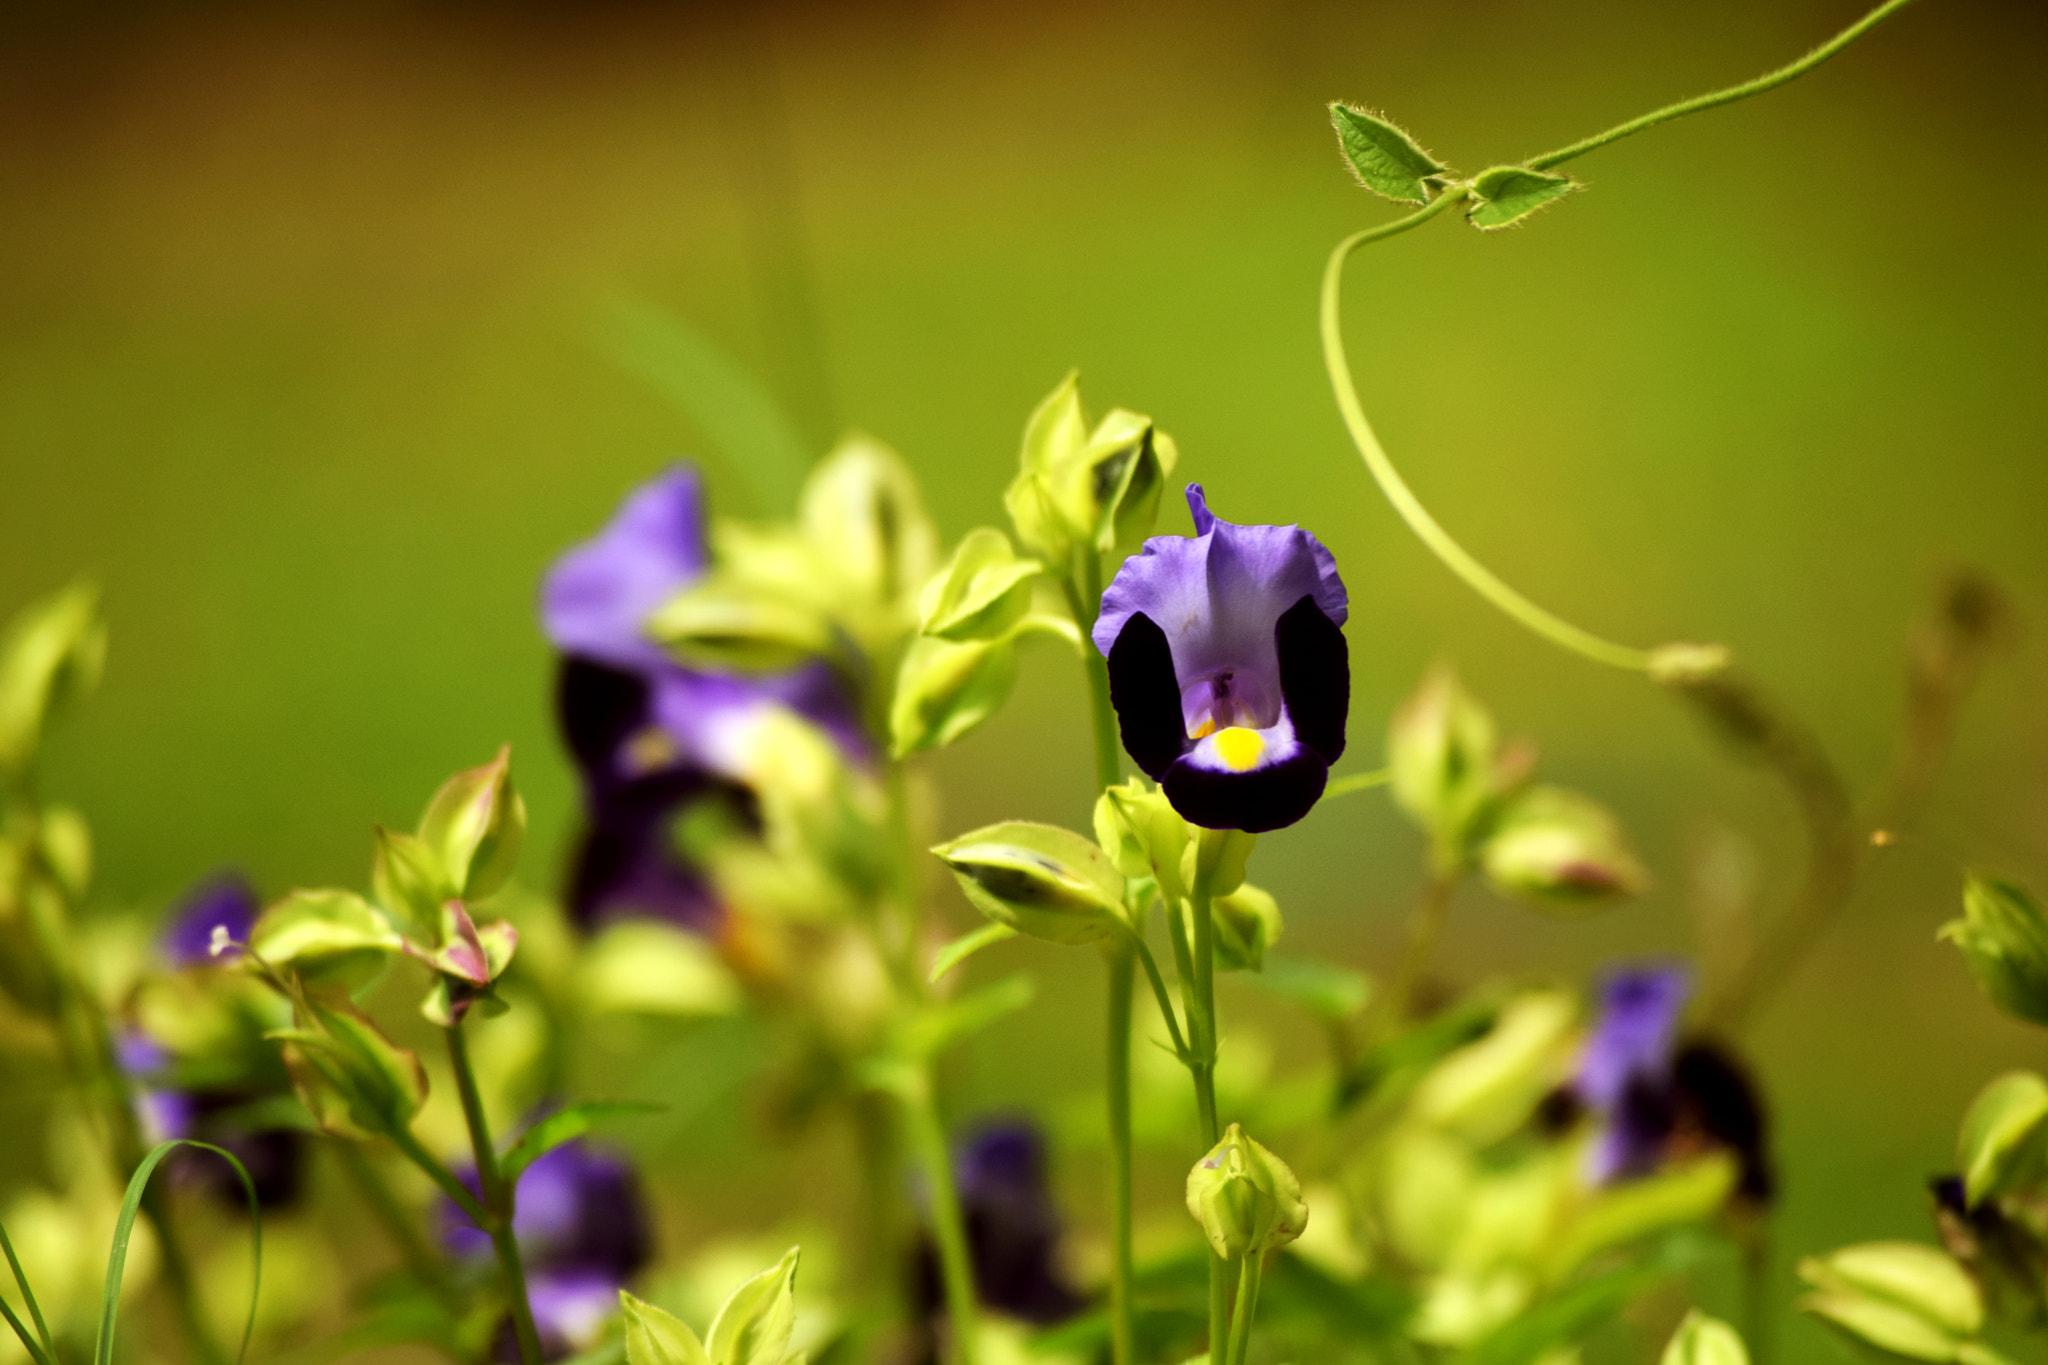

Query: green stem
left=1105, top=944, right=1136, bottom=1365
left=1062, top=561, right=1123, bottom=796
left=333, top=1142, right=459, bottom=1309
left=1527, top=0, right=1916, bottom=171
left=1123, top=923, right=1189, bottom=1061
left=1224, top=1253, right=1263, bottom=1365
left=1187, top=867, right=1226, bottom=1361
left=1322, top=768, right=1392, bottom=800
left=1376, top=872, right=1457, bottom=1035
left=385, top=1125, right=488, bottom=1226
left=1319, top=187, right=1652, bottom=673
left=445, top=1025, right=544, bottom=1365
left=900, top=1066, right=980, bottom=1365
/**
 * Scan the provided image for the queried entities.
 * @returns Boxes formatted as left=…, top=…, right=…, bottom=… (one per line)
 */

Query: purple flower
left=1574, top=964, right=1691, bottom=1183
left=541, top=467, right=863, bottom=930
left=160, top=873, right=258, bottom=967
left=119, top=1028, right=305, bottom=1207
left=1093, top=486, right=1349, bottom=833
left=914, top=1121, right=1082, bottom=1348
left=443, top=1139, right=652, bottom=1361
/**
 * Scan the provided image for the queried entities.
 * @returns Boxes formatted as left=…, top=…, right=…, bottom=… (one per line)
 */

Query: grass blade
left=95, top=1141, right=262, bottom=1365
left=0, top=1218, right=56, bottom=1364
left=0, top=1286, right=54, bottom=1365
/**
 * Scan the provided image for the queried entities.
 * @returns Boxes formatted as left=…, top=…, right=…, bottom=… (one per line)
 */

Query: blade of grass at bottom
left=1, top=1218, right=57, bottom=1365
left=96, top=1140, right=263, bottom=1365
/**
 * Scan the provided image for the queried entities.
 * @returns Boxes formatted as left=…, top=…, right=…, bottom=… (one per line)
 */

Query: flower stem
left=1376, top=872, right=1458, bottom=1036
left=899, top=1065, right=980, bottom=1365
left=333, top=1141, right=459, bottom=1309
left=1224, top=1253, right=1263, bottom=1365
left=1063, top=555, right=1123, bottom=796
left=1526, top=0, right=1916, bottom=171
left=1186, top=867, right=1226, bottom=1362
left=444, top=1024, right=544, bottom=1365
left=1105, top=942, right=1136, bottom=1365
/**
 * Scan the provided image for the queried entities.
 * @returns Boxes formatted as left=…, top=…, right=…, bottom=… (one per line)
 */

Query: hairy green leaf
left=1467, top=165, right=1580, bottom=230
left=1328, top=104, right=1448, bottom=205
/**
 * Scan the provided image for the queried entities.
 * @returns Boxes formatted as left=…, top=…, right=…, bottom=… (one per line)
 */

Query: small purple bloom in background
left=1570, top=963, right=1772, bottom=1203
left=541, top=467, right=863, bottom=931
left=443, top=1139, right=652, bottom=1362
left=1094, top=486, right=1349, bottom=833
left=913, top=1119, right=1082, bottom=1359
left=160, top=872, right=258, bottom=967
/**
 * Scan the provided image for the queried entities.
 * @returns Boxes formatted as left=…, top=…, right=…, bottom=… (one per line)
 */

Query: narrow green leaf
left=1328, top=104, right=1448, bottom=205
left=621, top=1290, right=712, bottom=1365
left=592, top=298, right=813, bottom=517
left=97, top=1140, right=262, bottom=1365
left=1256, top=954, right=1372, bottom=1021
left=1466, top=165, right=1580, bottom=230
left=0, top=1218, right=55, bottom=1365
left=705, top=1247, right=800, bottom=1365
left=908, top=973, right=1036, bottom=1059
left=502, top=1101, right=666, bottom=1183
left=928, top=922, right=1019, bottom=983
left=1464, top=1262, right=1667, bottom=1365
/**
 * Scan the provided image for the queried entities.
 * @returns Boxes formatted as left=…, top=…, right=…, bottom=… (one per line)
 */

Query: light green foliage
left=0, top=582, right=106, bottom=779
left=1546, top=1155, right=1735, bottom=1279
left=933, top=821, right=1126, bottom=946
left=918, top=528, right=1040, bottom=642
left=1958, top=1071, right=2048, bottom=1205
left=503, top=1102, right=663, bottom=1182
left=1941, top=875, right=2048, bottom=1026
left=371, top=826, right=447, bottom=938
left=1185, top=1123, right=1308, bottom=1259
left=1206, top=883, right=1281, bottom=972
left=1327, top=104, right=1449, bottom=205
left=1184, top=826, right=1256, bottom=898
left=623, top=1248, right=803, bottom=1365
left=650, top=576, right=840, bottom=674
left=270, top=997, right=429, bottom=1140
left=1479, top=786, right=1649, bottom=911
left=1003, top=372, right=1178, bottom=564
left=889, top=635, right=1018, bottom=757
left=248, top=889, right=405, bottom=981
left=1466, top=166, right=1581, bottom=230
left=1253, top=954, right=1371, bottom=1021
left=35, top=806, right=90, bottom=904
left=416, top=744, right=526, bottom=903
left=1388, top=663, right=1520, bottom=869
left=799, top=437, right=938, bottom=620
left=1661, top=1311, right=1750, bottom=1365
left=927, top=922, right=1019, bottom=983
left=1798, top=1242, right=2001, bottom=1363
left=1094, top=776, right=1191, bottom=902
left=98, top=1141, right=262, bottom=1365
left=575, top=920, right=742, bottom=1016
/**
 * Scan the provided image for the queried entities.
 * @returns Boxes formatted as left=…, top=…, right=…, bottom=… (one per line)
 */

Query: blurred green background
left=2, top=0, right=2045, bottom=1353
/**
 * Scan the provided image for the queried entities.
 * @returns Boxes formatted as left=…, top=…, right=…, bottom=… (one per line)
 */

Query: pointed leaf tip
left=1328, top=103, right=1448, bottom=205
left=1466, top=165, right=1580, bottom=230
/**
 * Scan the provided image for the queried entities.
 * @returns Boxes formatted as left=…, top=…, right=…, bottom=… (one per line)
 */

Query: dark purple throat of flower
left=1094, top=485, right=1349, bottom=833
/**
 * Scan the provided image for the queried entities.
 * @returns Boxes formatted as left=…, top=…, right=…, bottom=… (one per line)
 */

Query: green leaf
left=1466, top=165, right=1580, bottom=230
left=705, top=1247, right=800, bottom=1365
left=1662, top=1311, right=1751, bottom=1365
left=1548, top=1153, right=1737, bottom=1278
left=800, top=436, right=938, bottom=611
left=621, top=1291, right=713, bottom=1365
left=1328, top=104, right=1448, bottom=205
left=591, top=297, right=813, bottom=517
left=1464, top=1262, right=1667, bottom=1365
left=1959, top=1071, right=2048, bottom=1206
left=1941, top=875, right=2048, bottom=1027
left=889, top=636, right=1018, bottom=758
left=417, top=745, right=525, bottom=903
left=272, top=999, right=429, bottom=1140
left=906, top=973, right=1036, bottom=1059
left=918, top=528, right=1040, bottom=643
left=502, top=1102, right=666, bottom=1183
left=1255, top=954, right=1372, bottom=1021
left=928, top=922, right=1019, bottom=983
left=1205, top=883, right=1282, bottom=972
left=0, top=581, right=107, bottom=777
left=249, top=889, right=404, bottom=979
left=97, top=1140, right=262, bottom=1365
left=0, top=1220, right=54, bottom=1365
left=650, top=578, right=838, bottom=674
left=932, top=821, right=1125, bottom=946
left=372, top=827, right=449, bottom=938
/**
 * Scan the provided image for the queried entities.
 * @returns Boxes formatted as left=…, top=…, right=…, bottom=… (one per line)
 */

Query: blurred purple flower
left=1094, top=485, right=1349, bottom=833
left=119, top=1026, right=304, bottom=1208
left=913, top=1120, right=1082, bottom=1356
left=160, top=872, right=258, bottom=967
left=541, top=467, right=862, bottom=930
left=443, top=1138, right=652, bottom=1361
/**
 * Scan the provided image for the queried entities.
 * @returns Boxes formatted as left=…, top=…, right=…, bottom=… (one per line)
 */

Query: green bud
left=1798, top=1242, right=1986, bottom=1362
left=37, top=805, right=91, bottom=903
left=1185, top=1122, right=1309, bottom=1260
left=0, top=581, right=107, bottom=777
left=249, top=889, right=404, bottom=988
left=800, top=435, right=937, bottom=609
left=416, top=745, right=526, bottom=902
left=1183, top=826, right=1256, bottom=898
left=270, top=997, right=428, bottom=1141
left=1662, top=1311, right=1750, bottom=1365
left=1388, top=663, right=1516, bottom=868
left=575, top=920, right=742, bottom=1018
left=650, top=576, right=838, bottom=674
left=1479, top=786, right=1649, bottom=911
left=919, top=528, right=1040, bottom=642
left=1958, top=1071, right=2048, bottom=1207
left=1942, top=875, right=2048, bottom=1027
left=1077, top=410, right=1178, bottom=553
left=1092, top=776, right=1190, bottom=902
left=1207, top=883, right=1282, bottom=972
left=889, top=635, right=1018, bottom=757
left=933, top=821, right=1125, bottom=946
left=1003, top=373, right=1178, bottom=562
left=1005, top=373, right=1089, bottom=562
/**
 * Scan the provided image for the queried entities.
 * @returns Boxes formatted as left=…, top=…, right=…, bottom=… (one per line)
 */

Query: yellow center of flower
left=1212, top=726, right=1265, bottom=772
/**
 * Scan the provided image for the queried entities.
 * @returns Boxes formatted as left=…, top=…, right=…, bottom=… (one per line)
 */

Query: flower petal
left=1276, top=595, right=1349, bottom=765
left=541, top=467, right=708, bottom=671
left=1163, top=739, right=1329, bottom=833
left=1106, top=612, right=1190, bottom=780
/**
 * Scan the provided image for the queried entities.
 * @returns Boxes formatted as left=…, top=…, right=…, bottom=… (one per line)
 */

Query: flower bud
left=1003, top=374, right=1178, bottom=563
left=1941, top=875, right=2048, bottom=1028
left=417, top=746, right=526, bottom=903
left=890, top=636, right=1018, bottom=758
left=1957, top=1071, right=2048, bottom=1206
left=934, top=821, right=1125, bottom=946
left=273, top=997, right=428, bottom=1141
left=1387, top=664, right=1508, bottom=867
left=1004, top=373, right=1090, bottom=562
left=1077, top=410, right=1178, bottom=554
left=919, top=528, right=1040, bottom=642
left=1182, top=826, right=1257, bottom=899
left=1798, top=1242, right=1985, bottom=1362
left=1184, top=1123, right=1308, bottom=1260
left=1092, top=777, right=1190, bottom=902
left=1661, top=1311, right=1749, bottom=1365
left=1479, top=786, right=1648, bottom=912
left=1207, top=883, right=1282, bottom=972
left=0, top=581, right=106, bottom=777
left=801, top=434, right=938, bottom=611
left=649, top=576, right=837, bottom=674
